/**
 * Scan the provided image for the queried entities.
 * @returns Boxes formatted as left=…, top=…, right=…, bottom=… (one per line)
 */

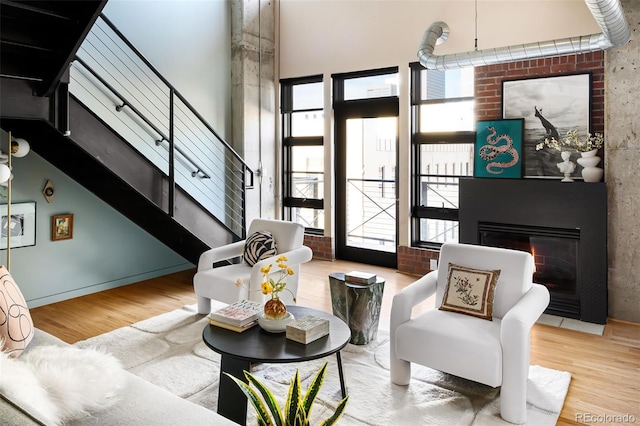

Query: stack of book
left=345, top=270, right=377, bottom=286
left=208, top=300, right=262, bottom=332
left=286, top=315, right=330, bottom=344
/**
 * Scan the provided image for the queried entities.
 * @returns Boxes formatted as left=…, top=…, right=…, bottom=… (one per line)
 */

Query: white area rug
left=73, top=304, right=571, bottom=425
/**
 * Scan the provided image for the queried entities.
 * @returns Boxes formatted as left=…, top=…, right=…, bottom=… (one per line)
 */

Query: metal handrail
left=73, top=57, right=210, bottom=179
left=71, top=12, right=254, bottom=236
left=98, top=14, right=251, bottom=173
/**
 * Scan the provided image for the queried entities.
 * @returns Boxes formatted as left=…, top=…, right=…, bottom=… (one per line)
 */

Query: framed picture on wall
left=474, top=119, right=524, bottom=179
left=52, top=214, right=74, bottom=241
left=502, top=73, right=591, bottom=179
left=0, top=202, right=36, bottom=249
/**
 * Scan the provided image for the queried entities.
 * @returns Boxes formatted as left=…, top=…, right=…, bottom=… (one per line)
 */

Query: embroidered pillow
left=439, top=262, right=501, bottom=321
left=243, top=231, right=277, bottom=266
left=0, top=265, right=35, bottom=357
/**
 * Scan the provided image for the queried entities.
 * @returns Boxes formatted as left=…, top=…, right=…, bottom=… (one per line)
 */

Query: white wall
left=278, top=0, right=602, bottom=245
left=279, top=0, right=600, bottom=78
left=103, top=0, right=232, bottom=140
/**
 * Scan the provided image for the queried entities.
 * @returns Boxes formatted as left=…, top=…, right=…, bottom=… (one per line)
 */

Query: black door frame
left=334, top=97, right=399, bottom=268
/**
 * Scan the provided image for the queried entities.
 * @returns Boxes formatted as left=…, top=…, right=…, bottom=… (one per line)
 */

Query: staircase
left=0, top=0, right=250, bottom=264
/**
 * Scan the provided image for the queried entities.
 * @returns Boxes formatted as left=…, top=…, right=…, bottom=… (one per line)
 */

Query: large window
left=411, top=63, right=475, bottom=247
left=281, top=75, right=324, bottom=233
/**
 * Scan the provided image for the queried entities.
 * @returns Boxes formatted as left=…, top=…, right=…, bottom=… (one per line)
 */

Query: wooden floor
left=30, top=259, right=640, bottom=425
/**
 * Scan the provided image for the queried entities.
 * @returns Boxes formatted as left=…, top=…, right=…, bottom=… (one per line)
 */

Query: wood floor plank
left=29, top=259, right=640, bottom=424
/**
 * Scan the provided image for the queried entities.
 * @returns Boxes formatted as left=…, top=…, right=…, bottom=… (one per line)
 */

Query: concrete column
left=605, top=0, right=640, bottom=323
left=231, top=0, right=276, bottom=223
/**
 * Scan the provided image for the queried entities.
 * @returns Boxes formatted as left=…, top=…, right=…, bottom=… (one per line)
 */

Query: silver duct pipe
left=417, top=0, right=630, bottom=70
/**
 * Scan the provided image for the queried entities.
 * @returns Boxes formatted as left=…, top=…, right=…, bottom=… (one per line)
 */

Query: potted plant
left=225, top=362, right=349, bottom=426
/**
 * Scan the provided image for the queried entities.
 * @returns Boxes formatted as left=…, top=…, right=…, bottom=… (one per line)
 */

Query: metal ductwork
left=417, top=0, right=630, bottom=70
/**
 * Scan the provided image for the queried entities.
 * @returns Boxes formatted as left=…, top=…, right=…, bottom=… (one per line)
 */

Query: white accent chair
left=390, top=242, right=550, bottom=424
left=193, top=218, right=313, bottom=314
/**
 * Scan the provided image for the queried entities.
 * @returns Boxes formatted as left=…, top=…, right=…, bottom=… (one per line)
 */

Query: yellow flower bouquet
left=236, top=255, right=296, bottom=320
left=261, top=255, right=296, bottom=319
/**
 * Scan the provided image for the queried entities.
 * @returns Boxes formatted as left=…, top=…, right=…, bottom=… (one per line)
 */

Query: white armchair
left=390, top=242, right=549, bottom=424
left=193, top=218, right=313, bottom=314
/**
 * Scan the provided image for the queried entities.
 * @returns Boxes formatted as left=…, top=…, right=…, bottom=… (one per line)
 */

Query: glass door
left=336, top=113, right=398, bottom=268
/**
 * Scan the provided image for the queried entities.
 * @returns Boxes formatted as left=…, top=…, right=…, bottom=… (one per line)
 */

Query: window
left=411, top=63, right=475, bottom=247
left=281, top=75, right=324, bottom=233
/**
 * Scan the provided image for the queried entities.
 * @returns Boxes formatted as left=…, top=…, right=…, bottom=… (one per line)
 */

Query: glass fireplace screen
left=478, top=223, right=579, bottom=295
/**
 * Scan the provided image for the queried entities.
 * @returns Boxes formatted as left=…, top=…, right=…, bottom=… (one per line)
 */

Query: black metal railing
left=346, top=177, right=396, bottom=252
left=69, top=14, right=252, bottom=237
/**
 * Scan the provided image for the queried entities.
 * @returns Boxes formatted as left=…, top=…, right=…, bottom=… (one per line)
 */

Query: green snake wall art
left=478, top=126, right=519, bottom=174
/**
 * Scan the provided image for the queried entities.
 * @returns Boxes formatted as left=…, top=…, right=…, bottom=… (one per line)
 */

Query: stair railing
left=69, top=14, right=252, bottom=238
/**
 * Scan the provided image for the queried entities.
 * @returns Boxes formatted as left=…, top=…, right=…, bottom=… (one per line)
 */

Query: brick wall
left=304, top=234, right=334, bottom=260
left=475, top=52, right=604, bottom=132
left=396, top=52, right=605, bottom=277
left=397, top=246, right=438, bottom=276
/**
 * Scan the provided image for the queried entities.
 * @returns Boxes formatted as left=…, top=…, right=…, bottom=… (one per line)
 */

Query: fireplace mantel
left=459, top=179, right=607, bottom=324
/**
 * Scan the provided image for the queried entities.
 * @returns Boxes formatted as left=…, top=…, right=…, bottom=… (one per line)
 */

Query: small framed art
left=0, top=202, right=36, bottom=249
left=474, top=118, right=524, bottom=179
left=52, top=214, right=74, bottom=241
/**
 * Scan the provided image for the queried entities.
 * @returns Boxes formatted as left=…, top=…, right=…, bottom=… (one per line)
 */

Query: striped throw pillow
left=243, top=231, right=277, bottom=266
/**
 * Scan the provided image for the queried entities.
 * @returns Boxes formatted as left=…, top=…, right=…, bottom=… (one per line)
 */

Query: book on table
left=209, top=300, right=262, bottom=327
left=286, top=315, right=330, bottom=344
left=209, top=318, right=258, bottom=333
left=345, top=270, right=377, bottom=285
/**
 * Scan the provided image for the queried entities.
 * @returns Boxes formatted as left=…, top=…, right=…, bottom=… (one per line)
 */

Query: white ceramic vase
left=576, top=149, right=603, bottom=182
left=257, top=312, right=295, bottom=333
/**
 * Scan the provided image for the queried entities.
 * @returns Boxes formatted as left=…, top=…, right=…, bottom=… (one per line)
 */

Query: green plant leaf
left=319, top=396, right=349, bottom=426
left=295, top=404, right=308, bottom=426
left=224, top=372, right=274, bottom=426
left=284, top=369, right=303, bottom=425
left=244, top=371, right=285, bottom=426
left=227, top=364, right=348, bottom=426
left=302, top=362, right=327, bottom=417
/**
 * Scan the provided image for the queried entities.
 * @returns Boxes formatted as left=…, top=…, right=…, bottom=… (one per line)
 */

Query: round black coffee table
left=202, top=305, right=351, bottom=425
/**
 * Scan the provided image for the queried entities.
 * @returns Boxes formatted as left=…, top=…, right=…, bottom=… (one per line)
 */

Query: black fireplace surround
left=459, top=179, right=607, bottom=324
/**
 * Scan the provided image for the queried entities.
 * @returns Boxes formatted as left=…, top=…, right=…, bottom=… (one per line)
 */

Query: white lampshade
left=0, top=164, right=11, bottom=184
left=11, top=138, right=30, bottom=158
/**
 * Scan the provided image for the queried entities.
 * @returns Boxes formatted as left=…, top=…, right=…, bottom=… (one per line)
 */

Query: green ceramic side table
left=328, top=272, right=385, bottom=345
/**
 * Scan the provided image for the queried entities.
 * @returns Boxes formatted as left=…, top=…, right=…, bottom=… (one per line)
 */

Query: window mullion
left=410, top=64, right=475, bottom=246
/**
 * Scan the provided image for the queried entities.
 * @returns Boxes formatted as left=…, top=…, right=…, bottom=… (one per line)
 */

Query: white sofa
left=0, top=329, right=235, bottom=426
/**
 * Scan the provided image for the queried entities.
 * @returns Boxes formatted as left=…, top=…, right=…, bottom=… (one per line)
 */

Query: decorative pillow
left=439, top=262, right=501, bottom=321
left=0, top=265, right=34, bottom=357
left=243, top=231, right=277, bottom=266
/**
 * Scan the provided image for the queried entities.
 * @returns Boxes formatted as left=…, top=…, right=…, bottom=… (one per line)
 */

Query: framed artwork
left=0, top=202, right=36, bottom=249
left=474, top=119, right=524, bottom=179
left=502, top=73, right=591, bottom=178
left=52, top=214, right=74, bottom=241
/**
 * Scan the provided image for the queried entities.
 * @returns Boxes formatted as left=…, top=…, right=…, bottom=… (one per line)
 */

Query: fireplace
left=478, top=222, right=580, bottom=318
left=459, top=179, right=607, bottom=324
